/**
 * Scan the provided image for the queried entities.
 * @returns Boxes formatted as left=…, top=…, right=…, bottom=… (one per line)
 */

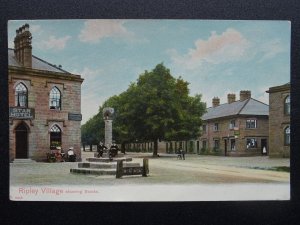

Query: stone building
left=200, top=91, right=269, bottom=156
left=267, top=83, right=290, bottom=158
left=8, top=24, right=84, bottom=162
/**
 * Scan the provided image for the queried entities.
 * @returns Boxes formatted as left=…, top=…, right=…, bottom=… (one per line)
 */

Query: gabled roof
left=8, top=48, right=70, bottom=74
left=202, top=98, right=269, bottom=121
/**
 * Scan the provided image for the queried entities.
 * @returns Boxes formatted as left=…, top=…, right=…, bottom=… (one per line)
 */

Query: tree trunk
left=153, top=139, right=158, bottom=156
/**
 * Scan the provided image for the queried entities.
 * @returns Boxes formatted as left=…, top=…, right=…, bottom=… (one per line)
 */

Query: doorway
left=15, top=122, right=28, bottom=158
left=261, top=139, right=267, bottom=155
left=224, top=139, right=227, bottom=156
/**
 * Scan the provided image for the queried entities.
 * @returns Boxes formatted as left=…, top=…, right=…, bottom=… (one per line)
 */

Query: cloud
left=39, top=35, right=71, bottom=50
left=168, top=28, right=250, bottom=70
left=259, top=38, right=286, bottom=62
left=79, top=20, right=133, bottom=43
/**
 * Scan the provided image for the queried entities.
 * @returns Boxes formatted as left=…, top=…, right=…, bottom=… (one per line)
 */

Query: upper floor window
left=213, top=123, right=219, bottom=131
left=284, top=126, right=290, bottom=145
left=202, top=124, right=207, bottom=133
left=284, top=95, right=290, bottom=115
left=49, top=87, right=61, bottom=110
left=15, top=82, right=28, bottom=107
left=246, top=119, right=257, bottom=129
left=229, top=120, right=235, bottom=129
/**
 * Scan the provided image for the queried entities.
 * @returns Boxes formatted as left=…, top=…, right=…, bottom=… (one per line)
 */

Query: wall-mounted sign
left=9, top=107, right=35, bottom=119
left=68, top=113, right=82, bottom=121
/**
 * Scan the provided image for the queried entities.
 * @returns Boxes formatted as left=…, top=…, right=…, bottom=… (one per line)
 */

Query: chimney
left=240, top=90, right=251, bottom=101
left=14, top=24, right=32, bottom=68
left=227, top=93, right=236, bottom=104
left=212, top=97, right=220, bottom=107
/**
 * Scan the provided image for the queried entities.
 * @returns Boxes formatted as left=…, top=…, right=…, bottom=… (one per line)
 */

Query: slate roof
left=202, top=98, right=269, bottom=121
left=8, top=48, right=70, bottom=74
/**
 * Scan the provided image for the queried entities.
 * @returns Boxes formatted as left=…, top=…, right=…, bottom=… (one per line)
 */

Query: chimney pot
left=227, top=93, right=236, bottom=104
left=240, top=90, right=251, bottom=101
left=212, top=97, right=220, bottom=107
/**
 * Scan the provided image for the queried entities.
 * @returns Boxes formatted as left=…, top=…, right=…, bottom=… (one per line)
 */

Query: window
left=284, top=95, right=290, bottom=115
left=202, top=124, right=207, bottom=133
left=49, top=87, right=61, bottom=110
left=15, top=82, right=28, bottom=107
left=50, top=125, right=61, bottom=150
left=246, top=138, right=257, bottom=149
left=213, top=123, right=219, bottom=131
left=230, top=139, right=236, bottom=151
left=284, top=126, right=290, bottom=145
left=202, top=140, right=207, bottom=149
left=229, top=120, right=235, bottom=129
left=246, top=119, right=257, bottom=129
left=214, top=139, right=220, bottom=150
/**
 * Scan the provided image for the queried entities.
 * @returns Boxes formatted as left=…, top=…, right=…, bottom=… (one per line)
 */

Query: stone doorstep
left=78, top=162, right=141, bottom=169
left=12, top=158, right=37, bottom=163
left=70, top=168, right=116, bottom=175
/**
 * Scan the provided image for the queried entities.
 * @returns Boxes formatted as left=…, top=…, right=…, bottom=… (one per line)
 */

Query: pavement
left=9, top=151, right=290, bottom=201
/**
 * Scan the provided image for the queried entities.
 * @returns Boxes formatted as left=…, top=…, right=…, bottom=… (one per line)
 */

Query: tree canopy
left=81, top=63, right=206, bottom=156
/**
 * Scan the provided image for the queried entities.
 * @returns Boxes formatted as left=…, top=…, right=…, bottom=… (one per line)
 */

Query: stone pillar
left=104, top=119, right=113, bottom=147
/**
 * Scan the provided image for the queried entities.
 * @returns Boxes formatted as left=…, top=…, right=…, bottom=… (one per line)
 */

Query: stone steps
left=13, top=158, right=36, bottom=163
left=86, top=157, right=132, bottom=163
left=78, top=162, right=140, bottom=169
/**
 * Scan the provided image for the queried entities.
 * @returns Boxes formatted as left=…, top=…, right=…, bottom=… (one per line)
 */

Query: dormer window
left=15, top=82, right=28, bottom=107
left=49, top=87, right=61, bottom=110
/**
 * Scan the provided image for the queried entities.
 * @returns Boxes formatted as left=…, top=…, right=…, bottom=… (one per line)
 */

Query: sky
left=8, top=20, right=291, bottom=124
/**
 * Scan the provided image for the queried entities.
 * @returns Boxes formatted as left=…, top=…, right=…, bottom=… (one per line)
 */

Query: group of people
left=97, top=142, right=119, bottom=159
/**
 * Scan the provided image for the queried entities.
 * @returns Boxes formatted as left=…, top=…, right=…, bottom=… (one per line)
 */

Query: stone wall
left=268, top=84, right=290, bottom=158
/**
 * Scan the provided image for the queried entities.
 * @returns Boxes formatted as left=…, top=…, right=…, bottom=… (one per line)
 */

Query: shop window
left=284, top=95, right=290, bottom=115
left=15, top=82, right=28, bottom=107
left=246, top=119, right=257, bottom=129
left=50, top=125, right=61, bottom=150
left=246, top=138, right=257, bottom=149
left=49, top=86, right=61, bottom=110
left=284, top=126, right=290, bottom=145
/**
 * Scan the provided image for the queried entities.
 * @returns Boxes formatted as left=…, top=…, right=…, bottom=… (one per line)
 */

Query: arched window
left=50, top=125, right=61, bottom=149
left=15, top=82, right=28, bottom=107
left=49, top=87, right=61, bottom=110
left=284, top=126, right=290, bottom=145
left=284, top=95, right=290, bottom=115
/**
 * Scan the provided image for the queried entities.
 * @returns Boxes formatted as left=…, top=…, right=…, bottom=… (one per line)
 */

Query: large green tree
left=81, top=63, right=206, bottom=156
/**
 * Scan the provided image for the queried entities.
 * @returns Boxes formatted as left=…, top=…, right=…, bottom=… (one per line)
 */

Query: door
left=224, top=139, right=227, bottom=156
left=261, top=139, right=267, bottom=155
left=15, top=122, right=28, bottom=158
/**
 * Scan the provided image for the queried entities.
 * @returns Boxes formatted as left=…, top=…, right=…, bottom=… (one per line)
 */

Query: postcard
left=8, top=19, right=290, bottom=201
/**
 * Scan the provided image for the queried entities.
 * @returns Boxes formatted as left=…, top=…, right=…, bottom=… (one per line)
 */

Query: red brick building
left=200, top=91, right=269, bottom=156
left=8, top=24, right=84, bottom=162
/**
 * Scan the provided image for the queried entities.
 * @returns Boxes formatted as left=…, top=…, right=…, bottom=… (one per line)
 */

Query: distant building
left=200, top=91, right=269, bottom=156
left=9, top=24, right=84, bottom=161
left=267, top=83, right=290, bottom=158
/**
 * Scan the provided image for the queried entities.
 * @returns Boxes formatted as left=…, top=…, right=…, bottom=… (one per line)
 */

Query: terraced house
left=200, top=91, right=269, bottom=156
left=8, top=24, right=84, bottom=162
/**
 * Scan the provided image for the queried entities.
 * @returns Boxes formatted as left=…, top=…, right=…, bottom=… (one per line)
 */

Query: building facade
left=267, top=83, right=290, bottom=158
left=200, top=91, right=269, bottom=156
left=9, top=24, right=84, bottom=162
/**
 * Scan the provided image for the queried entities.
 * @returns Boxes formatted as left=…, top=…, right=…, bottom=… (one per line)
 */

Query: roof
left=8, top=48, right=70, bottom=74
left=267, top=82, right=290, bottom=93
left=202, top=98, right=269, bottom=121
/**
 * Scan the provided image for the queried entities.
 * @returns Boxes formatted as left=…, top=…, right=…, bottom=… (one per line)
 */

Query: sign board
left=68, top=113, right=82, bottom=121
left=9, top=107, right=34, bottom=119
